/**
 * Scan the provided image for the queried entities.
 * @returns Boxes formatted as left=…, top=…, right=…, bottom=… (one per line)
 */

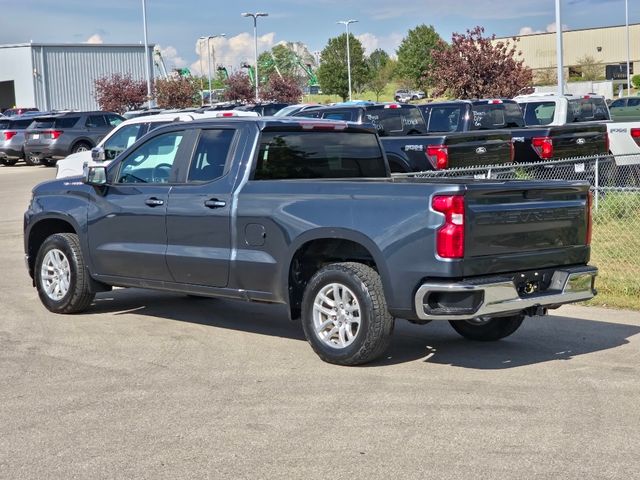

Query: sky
left=2, top=0, right=639, bottom=75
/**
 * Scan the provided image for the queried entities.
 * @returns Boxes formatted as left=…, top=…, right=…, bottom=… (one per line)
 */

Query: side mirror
left=91, top=146, right=106, bottom=162
left=83, top=165, right=108, bottom=186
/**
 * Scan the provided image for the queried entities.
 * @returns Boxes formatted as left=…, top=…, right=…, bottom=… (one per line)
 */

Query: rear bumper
left=24, top=144, right=68, bottom=160
left=0, top=146, right=24, bottom=160
left=414, top=265, right=597, bottom=321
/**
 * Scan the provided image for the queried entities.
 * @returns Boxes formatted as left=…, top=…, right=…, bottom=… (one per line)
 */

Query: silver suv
left=0, top=116, right=36, bottom=166
left=23, top=111, right=123, bottom=166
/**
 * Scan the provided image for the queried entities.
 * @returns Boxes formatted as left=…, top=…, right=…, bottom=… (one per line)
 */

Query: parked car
left=235, top=103, right=290, bottom=116
left=419, top=99, right=609, bottom=163
left=608, top=96, right=640, bottom=122
left=394, top=89, right=425, bottom=102
left=55, top=109, right=259, bottom=178
left=294, top=103, right=513, bottom=172
left=23, top=111, right=124, bottom=166
left=24, top=116, right=598, bottom=365
left=2, top=107, right=38, bottom=117
left=0, top=115, right=37, bottom=165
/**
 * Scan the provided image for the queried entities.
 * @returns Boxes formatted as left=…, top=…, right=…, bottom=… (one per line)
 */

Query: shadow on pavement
left=88, top=288, right=640, bottom=368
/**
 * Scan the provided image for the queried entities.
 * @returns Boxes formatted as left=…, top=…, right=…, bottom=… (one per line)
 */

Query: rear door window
left=609, top=99, right=626, bottom=108
left=187, top=129, right=236, bottom=182
left=254, top=131, right=387, bottom=180
left=627, top=98, right=640, bottom=107
left=86, top=115, right=108, bottom=128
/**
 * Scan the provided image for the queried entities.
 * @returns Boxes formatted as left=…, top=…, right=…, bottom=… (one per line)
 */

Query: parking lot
left=1, top=165, right=639, bottom=479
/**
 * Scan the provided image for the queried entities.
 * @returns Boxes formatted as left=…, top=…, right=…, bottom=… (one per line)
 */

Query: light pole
left=198, top=38, right=205, bottom=106
left=141, top=0, right=153, bottom=106
left=554, top=0, right=564, bottom=96
left=242, top=12, right=268, bottom=102
left=337, top=19, right=358, bottom=101
left=200, top=34, right=225, bottom=107
left=626, top=0, right=631, bottom=92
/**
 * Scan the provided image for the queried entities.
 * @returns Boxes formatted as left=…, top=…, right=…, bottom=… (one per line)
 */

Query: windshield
left=471, top=103, right=524, bottom=129
left=567, top=98, right=610, bottom=122
left=425, top=106, right=463, bottom=132
left=274, top=105, right=303, bottom=117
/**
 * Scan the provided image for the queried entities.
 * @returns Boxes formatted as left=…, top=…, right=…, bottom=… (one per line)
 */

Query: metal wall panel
left=31, top=44, right=153, bottom=111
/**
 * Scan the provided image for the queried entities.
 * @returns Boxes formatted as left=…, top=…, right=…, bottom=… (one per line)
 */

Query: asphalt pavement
left=1, top=164, right=639, bottom=480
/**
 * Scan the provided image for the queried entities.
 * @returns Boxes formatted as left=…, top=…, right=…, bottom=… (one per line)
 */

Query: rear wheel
left=71, top=141, right=92, bottom=154
left=449, top=315, right=525, bottom=341
left=25, top=155, right=42, bottom=166
left=34, top=233, right=95, bottom=313
left=301, top=262, right=394, bottom=366
left=2, top=159, right=18, bottom=166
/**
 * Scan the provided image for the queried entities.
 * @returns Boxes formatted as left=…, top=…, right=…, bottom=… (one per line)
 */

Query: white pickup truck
left=513, top=93, right=640, bottom=166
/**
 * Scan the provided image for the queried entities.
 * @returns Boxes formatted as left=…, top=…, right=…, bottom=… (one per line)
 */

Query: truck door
left=165, top=128, right=237, bottom=287
left=88, top=128, right=190, bottom=281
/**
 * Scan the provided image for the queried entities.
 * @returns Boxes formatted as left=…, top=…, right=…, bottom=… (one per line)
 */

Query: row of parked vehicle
left=4, top=93, right=639, bottom=175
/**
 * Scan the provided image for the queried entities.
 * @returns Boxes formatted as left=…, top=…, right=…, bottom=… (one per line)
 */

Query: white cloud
left=518, top=22, right=570, bottom=36
left=190, top=32, right=276, bottom=76
left=158, top=45, right=187, bottom=71
left=85, top=34, right=103, bottom=44
left=356, top=32, right=403, bottom=58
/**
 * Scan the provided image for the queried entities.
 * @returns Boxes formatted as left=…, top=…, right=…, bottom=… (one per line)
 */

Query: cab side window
left=116, top=131, right=184, bottom=184
left=187, top=129, right=236, bottom=182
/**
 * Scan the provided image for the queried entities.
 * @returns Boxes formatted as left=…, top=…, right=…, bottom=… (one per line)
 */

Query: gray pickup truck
left=24, top=117, right=597, bottom=365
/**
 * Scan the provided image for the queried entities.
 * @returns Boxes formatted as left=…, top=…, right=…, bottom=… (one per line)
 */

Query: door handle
left=145, top=197, right=164, bottom=207
left=204, top=199, right=226, bottom=209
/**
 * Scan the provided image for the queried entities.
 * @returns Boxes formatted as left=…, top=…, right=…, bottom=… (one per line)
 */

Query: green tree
left=396, top=24, right=443, bottom=91
left=367, top=48, right=390, bottom=75
left=575, top=55, right=603, bottom=81
left=368, top=60, right=396, bottom=101
left=317, top=33, right=369, bottom=101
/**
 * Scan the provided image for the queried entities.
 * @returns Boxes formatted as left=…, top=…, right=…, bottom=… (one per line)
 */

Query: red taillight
left=426, top=144, right=449, bottom=169
left=43, top=130, right=62, bottom=140
left=384, top=104, right=401, bottom=109
left=218, top=112, right=235, bottom=117
left=630, top=128, right=640, bottom=147
left=489, top=99, right=503, bottom=104
left=3, top=131, right=17, bottom=141
left=432, top=195, right=465, bottom=259
left=532, top=136, right=553, bottom=159
left=586, top=191, right=593, bottom=245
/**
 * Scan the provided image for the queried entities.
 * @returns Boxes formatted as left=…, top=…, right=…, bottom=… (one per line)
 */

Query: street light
left=554, top=0, right=564, bottom=96
left=626, top=0, right=631, bottom=92
left=197, top=38, right=205, bottom=106
left=241, top=12, right=268, bottom=102
left=200, top=34, right=226, bottom=107
left=337, top=19, right=358, bottom=101
left=141, top=0, right=153, bottom=106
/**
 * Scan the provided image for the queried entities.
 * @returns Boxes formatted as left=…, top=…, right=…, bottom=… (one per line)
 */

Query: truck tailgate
left=465, top=181, right=590, bottom=260
left=548, top=124, right=608, bottom=158
left=446, top=131, right=512, bottom=168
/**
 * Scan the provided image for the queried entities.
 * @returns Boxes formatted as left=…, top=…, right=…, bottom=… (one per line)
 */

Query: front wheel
left=449, top=315, right=524, bottom=341
left=301, top=262, right=394, bottom=366
left=34, top=233, right=95, bottom=313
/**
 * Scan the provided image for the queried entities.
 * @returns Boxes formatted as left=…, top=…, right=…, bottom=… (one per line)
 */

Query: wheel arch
left=27, top=216, right=79, bottom=280
left=283, top=229, right=393, bottom=320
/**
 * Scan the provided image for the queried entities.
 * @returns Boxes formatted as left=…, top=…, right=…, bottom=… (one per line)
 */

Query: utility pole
left=337, top=19, right=358, bottom=101
left=242, top=12, right=269, bottom=102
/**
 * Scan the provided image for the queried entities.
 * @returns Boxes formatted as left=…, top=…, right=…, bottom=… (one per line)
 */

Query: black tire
left=43, top=158, right=57, bottom=167
left=449, top=315, right=525, bottom=341
left=3, top=159, right=18, bottom=166
left=34, top=233, right=95, bottom=314
left=301, top=262, right=394, bottom=366
left=71, top=141, right=92, bottom=154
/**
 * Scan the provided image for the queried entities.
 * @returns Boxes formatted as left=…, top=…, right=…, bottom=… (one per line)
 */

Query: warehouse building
left=497, top=23, right=640, bottom=82
left=0, top=43, right=154, bottom=112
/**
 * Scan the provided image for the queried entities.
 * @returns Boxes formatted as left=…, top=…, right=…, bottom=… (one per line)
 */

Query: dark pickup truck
left=418, top=99, right=609, bottom=163
left=24, top=117, right=597, bottom=365
left=293, top=103, right=513, bottom=173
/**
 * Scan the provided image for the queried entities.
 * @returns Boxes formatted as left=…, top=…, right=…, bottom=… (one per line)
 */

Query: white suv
left=55, top=110, right=257, bottom=178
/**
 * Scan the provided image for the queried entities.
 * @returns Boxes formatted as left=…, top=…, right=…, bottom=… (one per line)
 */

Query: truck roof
left=162, top=116, right=380, bottom=134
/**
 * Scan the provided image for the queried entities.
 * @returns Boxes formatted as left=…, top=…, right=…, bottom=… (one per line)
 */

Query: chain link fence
left=394, top=155, right=640, bottom=309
